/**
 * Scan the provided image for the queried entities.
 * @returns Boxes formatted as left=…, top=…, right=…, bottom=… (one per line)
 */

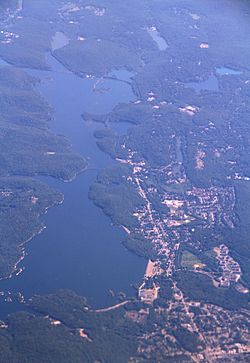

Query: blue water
left=216, top=66, right=242, bottom=76
left=51, top=32, right=69, bottom=52
left=0, top=53, right=146, bottom=317
left=0, top=58, right=9, bottom=66
left=108, top=69, right=134, bottom=82
left=185, top=75, right=219, bottom=93
left=147, top=27, right=168, bottom=51
left=185, top=67, right=242, bottom=94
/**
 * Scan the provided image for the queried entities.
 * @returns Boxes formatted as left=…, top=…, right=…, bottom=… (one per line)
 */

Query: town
left=115, top=124, right=250, bottom=361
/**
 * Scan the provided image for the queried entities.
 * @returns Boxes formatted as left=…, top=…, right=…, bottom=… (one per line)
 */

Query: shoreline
left=0, top=163, right=89, bottom=283
left=0, top=16, right=145, bottom=312
left=0, top=196, right=63, bottom=283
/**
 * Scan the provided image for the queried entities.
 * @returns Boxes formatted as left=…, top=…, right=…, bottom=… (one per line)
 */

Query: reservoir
left=147, top=26, right=168, bottom=51
left=185, top=75, right=219, bottom=93
left=0, top=47, right=146, bottom=316
left=184, top=65, right=243, bottom=93
left=184, top=66, right=242, bottom=94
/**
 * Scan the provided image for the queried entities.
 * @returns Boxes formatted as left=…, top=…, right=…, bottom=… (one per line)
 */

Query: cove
left=0, top=52, right=146, bottom=317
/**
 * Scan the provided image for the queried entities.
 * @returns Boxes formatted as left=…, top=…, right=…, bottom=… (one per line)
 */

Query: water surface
left=0, top=58, right=9, bottom=66
left=51, top=31, right=69, bottom=51
left=108, top=69, right=134, bottom=82
left=216, top=66, right=242, bottom=75
left=185, top=75, right=219, bottom=93
left=147, top=26, right=168, bottom=51
left=0, top=53, right=146, bottom=316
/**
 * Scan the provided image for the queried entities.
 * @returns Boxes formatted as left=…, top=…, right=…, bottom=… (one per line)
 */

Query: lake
left=147, top=26, right=168, bottom=51
left=184, top=66, right=242, bottom=93
left=185, top=75, right=219, bottom=93
left=0, top=42, right=146, bottom=317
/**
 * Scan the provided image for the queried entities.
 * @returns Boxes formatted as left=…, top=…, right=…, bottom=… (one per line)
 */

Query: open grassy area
left=180, top=251, right=203, bottom=269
